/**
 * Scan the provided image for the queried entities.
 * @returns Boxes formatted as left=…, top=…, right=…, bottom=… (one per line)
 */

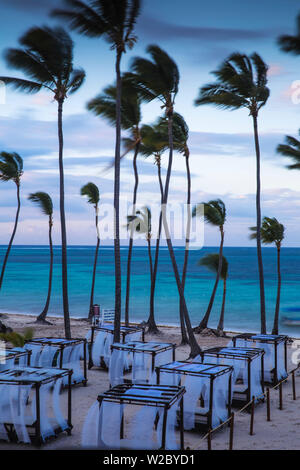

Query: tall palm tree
left=87, top=74, right=142, bottom=326
left=138, top=123, right=168, bottom=333
left=53, top=0, right=142, bottom=344
left=28, top=192, right=54, bottom=324
left=250, top=217, right=285, bottom=335
left=0, top=26, right=86, bottom=339
left=0, top=152, right=23, bottom=291
left=195, top=52, right=270, bottom=334
left=192, top=199, right=226, bottom=332
left=81, top=182, right=100, bottom=322
left=198, top=253, right=228, bottom=336
left=131, top=45, right=200, bottom=356
left=127, top=206, right=153, bottom=289
left=158, top=113, right=191, bottom=344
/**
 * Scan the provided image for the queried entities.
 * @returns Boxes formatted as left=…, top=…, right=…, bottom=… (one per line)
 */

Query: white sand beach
left=0, top=313, right=299, bottom=451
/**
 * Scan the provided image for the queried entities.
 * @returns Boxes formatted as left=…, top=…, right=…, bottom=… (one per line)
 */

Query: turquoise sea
left=0, top=245, right=300, bottom=336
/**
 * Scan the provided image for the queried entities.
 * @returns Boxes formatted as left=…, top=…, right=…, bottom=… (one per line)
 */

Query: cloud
left=188, top=130, right=285, bottom=159
left=2, top=0, right=61, bottom=12
left=137, top=16, right=275, bottom=42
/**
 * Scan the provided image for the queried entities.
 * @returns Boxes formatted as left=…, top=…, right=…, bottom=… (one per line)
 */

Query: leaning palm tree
left=250, top=217, right=285, bottom=335
left=52, top=0, right=142, bottom=345
left=193, top=200, right=226, bottom=332
left=28, top=192, right=54, bottom=324
left=138, top=123, right=169, bottom=334
left=81, top=183, right=100, bottom=322
left=195, top=52, right=270, bottom=334
left=0, top=152, right=23, bottom=292
left=158, top=113, right=191, bottom=343
left=0, top=26, right=86, bottom=339
left=131, top=45, right=200, bottom=356
left=198, top=253, right=228, bottom=336
left=87, top=74, right=142, bottom=326
left=127, top=206, right=153, bottom=288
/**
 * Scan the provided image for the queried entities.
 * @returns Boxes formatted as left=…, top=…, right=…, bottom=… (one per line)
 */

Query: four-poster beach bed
left=231, top=334, right=288, bottom=385
left=0, top=366, right=72, bottom=446
left=24, top=337, right=87, bottom=386
left=156, top=361, right=233, bottom=431
left=198, top=347, right=265, bottom=405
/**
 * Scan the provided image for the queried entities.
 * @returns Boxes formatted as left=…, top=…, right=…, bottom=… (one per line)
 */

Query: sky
left=1, top=0, right=300, bottom=247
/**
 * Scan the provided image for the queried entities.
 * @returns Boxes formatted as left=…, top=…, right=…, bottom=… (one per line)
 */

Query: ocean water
left=0, top=245, right=300, bottom=336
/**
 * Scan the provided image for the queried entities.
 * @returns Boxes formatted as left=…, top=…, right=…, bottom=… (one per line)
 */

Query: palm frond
left=195, top=52, right=269, bottom=114
left=28, top=192, right=53, bottom=216
left=0, top=152, right=23, bottom=183
left=249, top=217, right=285, bottom=244
left=80, top=182, right=100, bottom=205
left=193, top=199, right=226, bottom=227
left=131, top=44, right=179, bottom=106
left=198, top=253, right=228, bottom=280
left=68, top=68, right=86, bottom=93
left=277, top=132, right=300, bottom=169
left=278, top=14, right=300, bottom=55
left=0, top=76, right=42, bottom=93
left=87, top=73, right=141, bottom=130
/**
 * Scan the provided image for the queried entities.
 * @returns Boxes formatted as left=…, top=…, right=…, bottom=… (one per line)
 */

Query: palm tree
left=250, top=217, right=285, bottom=335
left=0, top=152, right=23, bottom=292
left=87, top=74, right=142, bottom=326
left=195, top=52, right=269, bottom=334
left=52, top=0, right=142, bottom=344
left=198, top=253, right=228, bottom=336
left=127, top=206, right=153, bottom=289
left=192, top=199, right=226, bottom=332
left=138, top=123, right=168, bottom=334
left=131, top=45, right=200, bottom=356
left=158, top=113, right=191, bottom=344
left=81, top=183, right=101, bottom=322
left=0, top=26, right=86, bottom=339
left=28, top=192, right=54, bottom=324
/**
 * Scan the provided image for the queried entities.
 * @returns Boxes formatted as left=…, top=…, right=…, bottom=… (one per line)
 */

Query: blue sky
left=1, top=0, right=300, bottom=246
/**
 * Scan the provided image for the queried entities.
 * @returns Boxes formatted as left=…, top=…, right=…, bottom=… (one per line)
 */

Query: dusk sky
left=1, top=0, right=300, bottom=247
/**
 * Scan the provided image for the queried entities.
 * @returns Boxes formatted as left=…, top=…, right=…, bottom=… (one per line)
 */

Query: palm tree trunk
left=147, top=160, right=163, bottom=334
left=113, top=50, right=123, bottom=343
left=162, top=110, right=200, bottom=357
left=147, top=237, right=153, bottom=282
left=58, top=99, right=71, bottom=339
left=125, top=141, right=140, bottom=326
left=179, top=154, right=191, bottom=344
left=196, top=229, right=224, bottom=331
left=0, top=182, right=21, bottom=291
left=88, top=210, right=100, bottom=322
left=36, top=216, right=53, bottom=323
left=272, top=244, right=281, bottom=335
left=217, top=278, right=226, bottom=335
left=252, top=114, right=266, bottom=334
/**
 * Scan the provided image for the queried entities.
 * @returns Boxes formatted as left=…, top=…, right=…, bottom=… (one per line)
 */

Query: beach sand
left=0, top=313, right=299, bottom=451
